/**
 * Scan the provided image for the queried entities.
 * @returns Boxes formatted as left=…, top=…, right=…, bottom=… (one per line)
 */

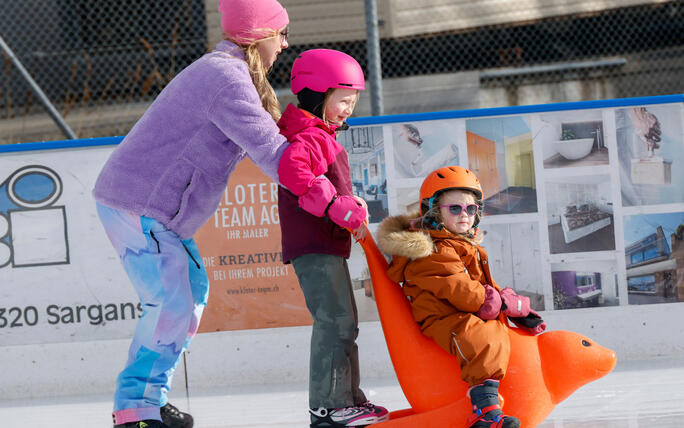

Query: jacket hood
left=377, top=212, right=434, bottom=260
left=377, top=212, right=475, bottom=260
left=278, top=103, right=338, bottom=140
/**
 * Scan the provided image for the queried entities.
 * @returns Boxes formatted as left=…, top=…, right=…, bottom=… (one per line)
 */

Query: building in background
left=1, top=0, right=682, bottom=144
left=625, top=225, right=679, bottom=304
left=672, top=227, right=684, bottom=301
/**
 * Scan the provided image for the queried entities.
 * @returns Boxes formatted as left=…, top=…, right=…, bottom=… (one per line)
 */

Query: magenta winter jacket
left=277, top=104, right=354, bottom=263
left=93, top=41, right=288, bottom=239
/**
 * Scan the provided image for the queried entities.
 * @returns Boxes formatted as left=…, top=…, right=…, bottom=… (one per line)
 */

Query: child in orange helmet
left=377, top=166, right=546, bottom=428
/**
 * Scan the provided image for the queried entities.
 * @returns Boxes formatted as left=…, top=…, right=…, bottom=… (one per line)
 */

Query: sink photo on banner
left=538, top=110, right=608, bottom=169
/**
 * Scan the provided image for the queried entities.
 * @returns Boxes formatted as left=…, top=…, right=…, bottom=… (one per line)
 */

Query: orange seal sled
left=355, top=226, right=616, bottom=427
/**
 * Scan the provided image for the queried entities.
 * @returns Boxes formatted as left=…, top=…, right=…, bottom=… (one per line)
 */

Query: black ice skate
left=114, top=420, right=169, bottom=428
left=160, top=402, right=194, bottom=428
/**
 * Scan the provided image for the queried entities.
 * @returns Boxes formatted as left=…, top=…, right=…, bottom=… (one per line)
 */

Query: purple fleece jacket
left=93, top=40, right=288, bottom=239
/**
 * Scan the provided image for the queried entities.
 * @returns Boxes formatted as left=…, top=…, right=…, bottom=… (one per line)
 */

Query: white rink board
left=1, top=95, right=683, bottom=400
left=1, top=303, right=684, bottom=400
left=0, top=147, right=140, bottom=345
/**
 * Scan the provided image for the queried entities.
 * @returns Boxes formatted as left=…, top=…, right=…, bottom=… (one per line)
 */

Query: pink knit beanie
left=218, top=0, right=289, bottom=45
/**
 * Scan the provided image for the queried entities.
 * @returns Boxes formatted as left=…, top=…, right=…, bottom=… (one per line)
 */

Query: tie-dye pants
left=96, top=203, right=209, bottom=424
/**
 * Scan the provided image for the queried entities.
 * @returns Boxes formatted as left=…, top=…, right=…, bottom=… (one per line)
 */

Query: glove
left=509, top=309, right=546, bottom=335
left=326, top=195, right=367, bottom=229
left=500, top=287, right=530, bottom=318
left=475, top=284, right=502, bottom=320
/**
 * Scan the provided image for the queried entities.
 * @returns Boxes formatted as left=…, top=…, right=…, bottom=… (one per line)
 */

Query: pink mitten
left=326, top=195, right=367, bottom=229
left=475, top=284, right=502, bottom=320
left=500, top=287, right=530, bottom=318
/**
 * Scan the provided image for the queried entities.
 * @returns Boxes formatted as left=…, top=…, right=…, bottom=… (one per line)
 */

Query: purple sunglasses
left=438, top=203, right=479, bottom=216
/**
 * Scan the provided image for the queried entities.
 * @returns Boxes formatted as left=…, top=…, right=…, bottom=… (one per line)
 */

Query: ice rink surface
left=2, top=357, right=683, bottom=428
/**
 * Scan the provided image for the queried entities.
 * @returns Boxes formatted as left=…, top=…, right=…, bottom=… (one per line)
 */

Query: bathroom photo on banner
left=551, top=259, right=620, bottom=310
left=338, top=125, right=388, bottom=223
left=623, top=211, right=684, bottom=305
left=465, top=116, right=537, bottom=215
left=545, top=174, right=616, bottom=254
left=388, top=120, right=460, bottom=179
left=616, top=103, right=684, bottom=206
left=538, top=110, right=609, bottom=169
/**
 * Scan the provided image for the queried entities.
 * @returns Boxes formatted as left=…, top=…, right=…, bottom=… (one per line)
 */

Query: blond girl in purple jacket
left=93, top=1, right=290, bottom=426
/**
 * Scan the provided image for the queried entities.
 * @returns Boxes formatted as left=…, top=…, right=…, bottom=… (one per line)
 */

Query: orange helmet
left=419, top=166, right=483, bottom=216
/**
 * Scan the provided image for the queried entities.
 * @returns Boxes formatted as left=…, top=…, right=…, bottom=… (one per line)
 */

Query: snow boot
left=467, top=379, right=520, bottom=428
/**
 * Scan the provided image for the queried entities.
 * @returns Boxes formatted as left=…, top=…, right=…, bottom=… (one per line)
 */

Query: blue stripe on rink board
left=347, top=94, right=684, bottom=126
left=1, top=94, right=682, bottom=152
left=0, top=136, right=124, bottom=153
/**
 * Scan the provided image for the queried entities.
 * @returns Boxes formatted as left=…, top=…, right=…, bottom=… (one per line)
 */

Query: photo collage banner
left=341, top=97, right=684, bottom=320
left=1, top=96, right=682, bottom=346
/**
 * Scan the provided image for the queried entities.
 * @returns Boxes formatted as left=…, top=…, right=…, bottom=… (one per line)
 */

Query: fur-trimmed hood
left=376, top=212, right=433, bottom=260
left=377, top=211, right=489, bottom=288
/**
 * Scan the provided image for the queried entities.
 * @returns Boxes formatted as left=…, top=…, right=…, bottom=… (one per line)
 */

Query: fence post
left=364, top=0, right=384, bottom=116
left=0, top=33, right=77, bottom=140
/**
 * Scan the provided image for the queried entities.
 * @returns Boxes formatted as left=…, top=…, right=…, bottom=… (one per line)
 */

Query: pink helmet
left=290, top=49, right=365, bottom=95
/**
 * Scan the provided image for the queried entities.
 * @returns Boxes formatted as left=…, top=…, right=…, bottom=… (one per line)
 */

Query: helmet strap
left=427, top=196, right=442, bottom=229
left=297, top=88, right=327, bottom=119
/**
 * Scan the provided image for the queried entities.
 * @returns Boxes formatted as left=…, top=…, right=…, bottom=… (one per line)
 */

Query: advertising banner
left=194, top=160, right=311, bottom=332
left=0, top=147, right=141, bottom=345
left=347, top=98, right=684, bottom=312
left=2, top=95, right=683, bottom=347
left=0, top=148, right=313, bottom=345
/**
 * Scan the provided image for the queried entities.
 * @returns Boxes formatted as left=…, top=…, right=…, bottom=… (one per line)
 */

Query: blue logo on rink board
left=0, top=165, right=69, bottom=268
left=12, top=171, right=58, bottom=204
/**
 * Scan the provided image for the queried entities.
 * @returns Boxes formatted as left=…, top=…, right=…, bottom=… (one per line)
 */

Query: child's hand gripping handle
left=500, top=287, right=547, bottom=335
left=326, top=195, right=367, bottom=230
left=508, top=310, right=547, bottom=335
left=500, top=287, right=531, bottom=317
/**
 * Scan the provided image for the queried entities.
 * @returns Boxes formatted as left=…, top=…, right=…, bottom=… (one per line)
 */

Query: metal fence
left=1, top=0, right=682, bottom=143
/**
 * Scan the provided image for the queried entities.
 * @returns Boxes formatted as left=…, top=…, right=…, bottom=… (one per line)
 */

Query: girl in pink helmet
left=276, top=49, right=389, bottom=427
left=94, top=1, right=290, bottom=427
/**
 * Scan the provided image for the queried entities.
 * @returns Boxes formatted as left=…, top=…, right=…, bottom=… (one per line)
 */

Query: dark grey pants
left=291, top=253, right=367, bottom=409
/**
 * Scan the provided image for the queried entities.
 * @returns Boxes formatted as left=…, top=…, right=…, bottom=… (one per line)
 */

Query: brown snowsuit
left=376, top=213, right=510, bottom=386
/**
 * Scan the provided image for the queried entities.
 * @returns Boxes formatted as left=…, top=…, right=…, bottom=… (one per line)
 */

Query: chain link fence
left=1, top=0, right=682, bottom=144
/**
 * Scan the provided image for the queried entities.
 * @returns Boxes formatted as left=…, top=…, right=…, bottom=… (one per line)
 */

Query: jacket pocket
left=148, top=159, right=195, bottom=222
left=170, top=169, right=200, bottom=223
